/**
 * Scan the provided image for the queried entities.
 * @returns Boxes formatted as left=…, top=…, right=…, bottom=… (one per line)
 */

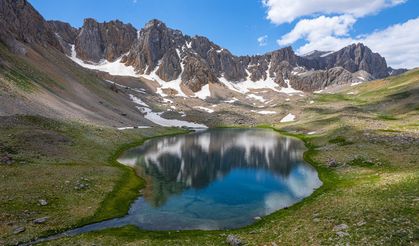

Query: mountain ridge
left=0, top=0, right=408, bottom=97
left=55, top=18, right=406, bottom=93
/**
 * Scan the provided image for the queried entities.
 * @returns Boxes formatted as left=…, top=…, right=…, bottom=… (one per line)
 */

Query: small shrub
left=347, top=157, right=375, bottom=167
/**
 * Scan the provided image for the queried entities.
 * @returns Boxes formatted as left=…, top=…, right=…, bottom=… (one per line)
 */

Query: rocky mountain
left=0, top=0, right=62, bottom=54
left=74, top=19, right=137, bottom=63
left=0, top=0, right=403, bottom=96
left=120, top=20, right=391, bottom=92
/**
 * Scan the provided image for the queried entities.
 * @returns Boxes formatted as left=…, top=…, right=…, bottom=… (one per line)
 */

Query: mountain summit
left=58, top=18, right=400, bottom=93
left=0, top=0, right=406, bottom=97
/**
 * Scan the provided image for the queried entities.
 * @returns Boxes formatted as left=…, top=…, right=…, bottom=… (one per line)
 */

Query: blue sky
left=30, top=0, right=419, bottom=68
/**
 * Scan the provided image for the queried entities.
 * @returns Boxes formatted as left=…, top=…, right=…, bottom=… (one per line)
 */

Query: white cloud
left=257, top=35, right=268, bottom=46
left=288, top=17, right=419, bottom=69
left=262, top=0, right=405, bottom=25
left=278, top=15, right=356, bottom=46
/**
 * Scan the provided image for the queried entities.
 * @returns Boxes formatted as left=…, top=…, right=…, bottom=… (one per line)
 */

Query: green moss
left=328, top=136, right=353, bottom=146
left=347, top=157, right=376, bottom=167
left=377, top=114, right=398, bottom=120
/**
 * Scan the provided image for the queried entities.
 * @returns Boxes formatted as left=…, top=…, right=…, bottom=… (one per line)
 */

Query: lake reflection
left=114, top=128, right=322, bottom=230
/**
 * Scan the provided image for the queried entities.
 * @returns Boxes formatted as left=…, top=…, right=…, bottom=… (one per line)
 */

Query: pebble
left=33, top=216, right=49, bottom=224
left=254, top=216, right=262, bottom=221
left=13, top=226, right=25, bottom=234
left=333, top=224, right=349, bottom=231
left=226, top=234, right=242, bottom=246
left=336, top=231, right=349, bottom=237
left=356, top=220, right=367, bottom=226
left=313, top=218, right=320, bottom=223
left=38, top=199, right=48, bottom=206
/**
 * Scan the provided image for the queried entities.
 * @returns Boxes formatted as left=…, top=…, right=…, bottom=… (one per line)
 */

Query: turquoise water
left=115, top=128, right=322, bottom=230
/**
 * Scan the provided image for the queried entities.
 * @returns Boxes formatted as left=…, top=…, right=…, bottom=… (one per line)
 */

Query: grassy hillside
left=0, top=116, right=186, bottom=245
left=0, top=65, right=417, bottom=245
left=35, top=70, right=418, bottom=245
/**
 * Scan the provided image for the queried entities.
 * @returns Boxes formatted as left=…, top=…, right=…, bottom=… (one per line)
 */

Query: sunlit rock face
left=115, top=129, right=322, bottom=230
left=74, top=18, right=137, bottom=63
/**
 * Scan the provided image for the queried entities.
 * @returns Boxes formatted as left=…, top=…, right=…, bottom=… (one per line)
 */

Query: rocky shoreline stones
left=226, top=234, right=243, bottom=246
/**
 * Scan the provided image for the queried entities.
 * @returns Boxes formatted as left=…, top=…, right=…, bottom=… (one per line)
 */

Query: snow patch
left=351, top=82, right=363, bottom=86
left=194, top=106, right=214, bottom=113
left=247, top=94, right=266, bottom=102
left=194, top=84, right=211, bottom=100
left=320, top=51, right=334, bottom=57
left=141, top=54, right=187, bottom=97
left=224, top=98, right=238, bottom=103
left=117, top=126, right=151, bottom=130
left=69, top=45, right=137, bottom=77
left=129, top=94, right=207, bottom=128
left=280, top=79, right=304, bottom=95
left=129, top=94, right=148, bottom=107
left=280, top=113, right=296, bottom=123
left=256, top=110, right=277, bottom=115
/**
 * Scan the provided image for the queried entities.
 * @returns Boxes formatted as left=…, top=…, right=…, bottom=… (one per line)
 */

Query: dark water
left=114, top=128, right=322, bottom=230
left=36, top=129, right=321, bottom=242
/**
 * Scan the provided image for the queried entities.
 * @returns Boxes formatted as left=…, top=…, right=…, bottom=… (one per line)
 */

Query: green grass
left=0, top=115, right=188, bottom=245
left=328, top=136, right=353, bottom=146
left=377, top=114, right=398, bottom=120
left=0, top=43, right=65, bottom=92
left=347, top=157, right=376, bottom=167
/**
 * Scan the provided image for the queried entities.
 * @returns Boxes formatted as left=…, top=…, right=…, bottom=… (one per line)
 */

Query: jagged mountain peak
left=60, top=18, right=393, bottom=95
left=144, top=19, right=167, bottom=29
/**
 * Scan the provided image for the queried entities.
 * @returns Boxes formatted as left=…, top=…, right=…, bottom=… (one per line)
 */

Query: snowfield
left=70, top=45, right=138, bottom=77
left=128, top=95, right=207, bottom=128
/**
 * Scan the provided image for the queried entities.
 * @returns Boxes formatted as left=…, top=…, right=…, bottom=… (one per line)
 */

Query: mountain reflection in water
left=65, top=129, right=321, bottom=232
left=114, top=129, right=321, bottom=230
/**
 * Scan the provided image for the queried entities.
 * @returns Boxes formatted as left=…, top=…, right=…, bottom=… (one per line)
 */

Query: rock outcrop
left=48, top=20, right=79, bottom=55
left=0, top=0, right=62, bottom=54
left=312, top=43, right=389, bottom=79
left=75, top=18, right=137, bottom=62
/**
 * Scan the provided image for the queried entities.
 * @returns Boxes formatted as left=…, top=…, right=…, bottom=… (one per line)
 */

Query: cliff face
left=47, top=20, right=79, bottom=55
left=0, top=0, right=62, bottom=54
left=313, top=43, right=389, bottom=79
left=121, top=20, right=391, bottom=92
left=75, top=19, right=137, bottom=62
left=0, top=0, right=395, bottom=93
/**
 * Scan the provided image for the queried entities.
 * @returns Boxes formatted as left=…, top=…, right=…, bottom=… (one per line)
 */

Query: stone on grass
left=333, top=223, right=349, bottom=231
left=38, top=199, right=48, bottom=206
left=13, top=226, right=25, bottom=234
left=226, top=234, right=242, bottom=246
left=336, top=231, right=349, bottom=237
left=33, top=216, right=49, bottom=224
left=356, top=220, right=367, bottom=226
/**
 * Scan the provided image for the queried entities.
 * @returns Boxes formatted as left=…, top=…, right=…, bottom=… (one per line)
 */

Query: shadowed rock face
left=75, top=18, right=137, bottom=62
left=47, top=20, right=79, bottom=55
left=0, top=0, right=62, bottom=54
